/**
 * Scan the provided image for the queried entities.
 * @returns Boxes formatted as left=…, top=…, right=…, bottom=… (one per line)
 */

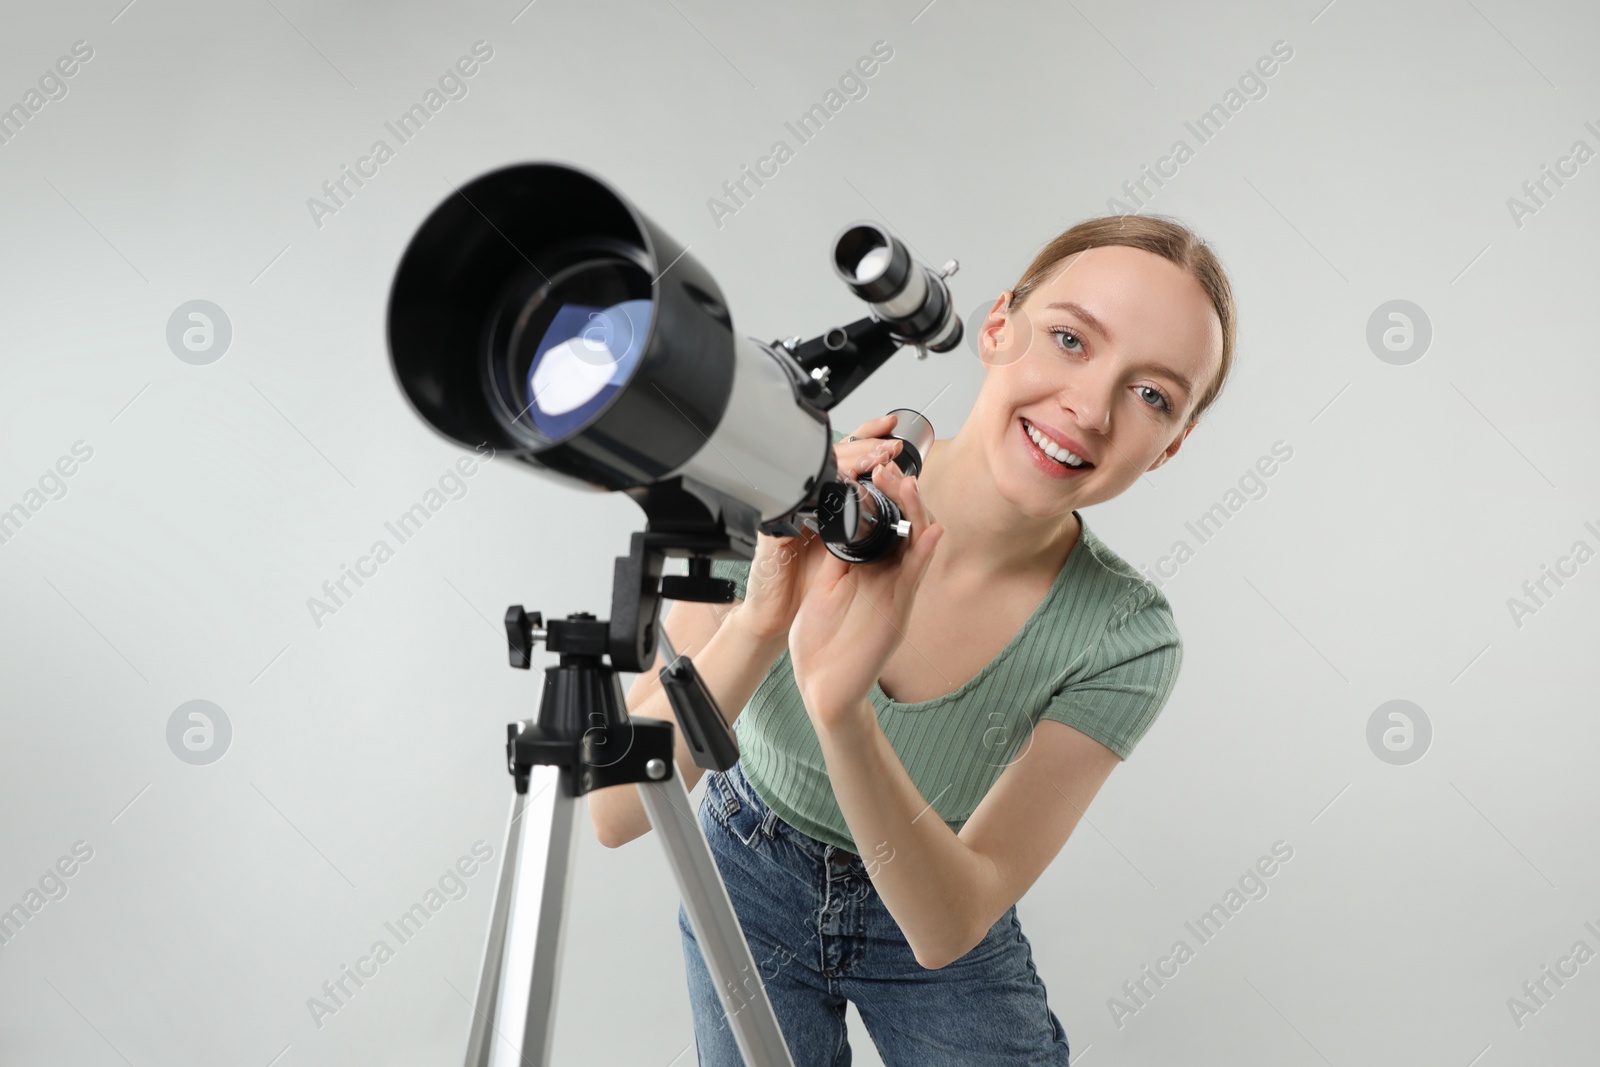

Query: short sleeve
left=1038, top=582, right=1183, bottom=760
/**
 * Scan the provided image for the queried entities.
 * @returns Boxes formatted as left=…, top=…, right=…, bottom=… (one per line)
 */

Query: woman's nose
left=1058, top=377, right=1113, bottom=434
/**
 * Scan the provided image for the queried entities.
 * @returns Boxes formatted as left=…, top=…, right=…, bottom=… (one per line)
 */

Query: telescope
left=388, top=162, right=960, bottom=577
left=385, top=161, right=962, bottom=1066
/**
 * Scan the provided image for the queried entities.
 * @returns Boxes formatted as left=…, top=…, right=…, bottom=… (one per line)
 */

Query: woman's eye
left=1137, top=385, right=1172, bottom=412
left=1050, top=327, right=1083, bottom=354
left=1048, top=326, right=1173, bottom=413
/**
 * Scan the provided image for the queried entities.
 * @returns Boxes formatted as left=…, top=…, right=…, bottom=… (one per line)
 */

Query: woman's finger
left=874, top=459, right=925, bottom=525
left=911, top=473, right=936, bottom=528
left=835, top=430, right=902, bottom=486
left=809, top=534, right=853, bottom=591
left=856, top=441, right=899, bottom=472
left=844, top=430, right=900, bottom=451
left=875, top=461, right=941, bottom=568
left=881, top=465, right=942, bottom=581
left=852, top=413, right=898, bottom=435
left=908, top=519, right=944, bottom=577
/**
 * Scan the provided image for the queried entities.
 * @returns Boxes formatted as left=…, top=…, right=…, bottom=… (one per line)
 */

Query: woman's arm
left=814, top=701, right=1119, bottom=970
left=784, top=452, right=1130, bottom=967
left=588, top=598, right=787, bottom=848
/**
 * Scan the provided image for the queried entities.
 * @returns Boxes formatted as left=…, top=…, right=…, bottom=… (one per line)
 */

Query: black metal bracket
left=783, top=315, right=903, bottom=411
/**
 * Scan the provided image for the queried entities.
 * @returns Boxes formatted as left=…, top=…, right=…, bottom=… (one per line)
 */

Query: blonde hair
left=1009, top=214, right=1236, bottom=425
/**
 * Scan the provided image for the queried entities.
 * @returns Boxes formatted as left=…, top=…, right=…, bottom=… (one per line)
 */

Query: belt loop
left=760, top=809, right=779, bottom=839
left=716, top=771, right=741, bottom=819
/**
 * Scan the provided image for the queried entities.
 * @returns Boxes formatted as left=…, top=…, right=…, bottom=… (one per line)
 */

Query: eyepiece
left=812, top=406, right=937, bottom=564
left=882, top=407, right=934, bottom=473
left=830, top=221, right=962, bottom=353
left=834, top=223, right=911, bottom=303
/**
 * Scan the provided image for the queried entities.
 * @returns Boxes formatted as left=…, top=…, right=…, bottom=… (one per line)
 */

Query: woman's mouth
left=1019, top=417, right=1094, bottom=478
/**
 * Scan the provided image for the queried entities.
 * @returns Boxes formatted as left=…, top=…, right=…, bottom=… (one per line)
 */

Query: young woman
left=590, top=214, right=1236, bottom=1066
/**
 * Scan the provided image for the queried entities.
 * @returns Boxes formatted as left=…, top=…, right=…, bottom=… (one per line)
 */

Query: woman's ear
left=1147, top=420, right=1198, bottom=472
left=981, top=291, right=1028, bottom=367
left=978, top=292, right=1008, bottom=363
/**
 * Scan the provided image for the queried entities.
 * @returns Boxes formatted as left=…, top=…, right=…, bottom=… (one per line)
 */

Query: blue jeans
left=678, top=761, right=1072, bottom=1066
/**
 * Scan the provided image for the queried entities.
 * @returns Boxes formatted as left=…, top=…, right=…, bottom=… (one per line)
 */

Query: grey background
left=1, top=0, right=1596, bottom=1064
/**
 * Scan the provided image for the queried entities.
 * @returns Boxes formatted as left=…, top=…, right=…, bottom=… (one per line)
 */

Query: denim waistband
left=718, top=760, right=863, bottom=869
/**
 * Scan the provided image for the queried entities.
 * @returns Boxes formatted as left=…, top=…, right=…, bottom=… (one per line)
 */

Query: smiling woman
left=593, top=214, right=1238, bottom=1066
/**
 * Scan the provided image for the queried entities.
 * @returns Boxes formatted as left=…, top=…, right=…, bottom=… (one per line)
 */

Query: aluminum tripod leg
left=462, top=762, right=796, bottom=1067
left=463, top=765, right=578, bottom=1067
left=637, top=770, right=796, bottom=1067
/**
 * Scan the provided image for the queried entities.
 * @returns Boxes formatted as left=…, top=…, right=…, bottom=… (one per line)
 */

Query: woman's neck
left=915, top=432, right=1081, bottom=584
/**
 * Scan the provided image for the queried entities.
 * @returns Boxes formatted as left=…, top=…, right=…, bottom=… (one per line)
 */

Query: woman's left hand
left=788, top=457, right=946, bottom=730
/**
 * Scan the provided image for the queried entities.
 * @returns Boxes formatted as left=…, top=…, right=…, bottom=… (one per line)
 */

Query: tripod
left=459, top=528, right=796, bottom=1067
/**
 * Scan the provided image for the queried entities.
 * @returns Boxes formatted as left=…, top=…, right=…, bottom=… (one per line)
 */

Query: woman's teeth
left=1023, top=419, right=1090, bottom=468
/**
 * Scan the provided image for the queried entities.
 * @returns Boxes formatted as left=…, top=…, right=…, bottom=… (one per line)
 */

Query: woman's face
left=972, top=244, right=1223, bottom=519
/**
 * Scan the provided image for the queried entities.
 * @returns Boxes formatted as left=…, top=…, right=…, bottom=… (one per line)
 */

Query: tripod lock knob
left=504, top=606, right=545, bottom=669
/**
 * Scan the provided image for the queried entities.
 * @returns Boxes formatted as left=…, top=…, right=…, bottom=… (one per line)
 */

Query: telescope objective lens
left=494, top=257, right=654, bottom=441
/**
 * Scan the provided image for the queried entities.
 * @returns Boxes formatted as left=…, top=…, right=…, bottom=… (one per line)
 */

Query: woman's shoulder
left=1062, top=517, right=1181, bottom=639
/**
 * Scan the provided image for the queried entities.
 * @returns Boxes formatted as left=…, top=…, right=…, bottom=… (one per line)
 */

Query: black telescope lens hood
left=387, top=161, right=736, bottom=491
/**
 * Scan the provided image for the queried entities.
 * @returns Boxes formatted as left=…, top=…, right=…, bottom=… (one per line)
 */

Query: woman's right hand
left=732, top=414, right=905, bottom=642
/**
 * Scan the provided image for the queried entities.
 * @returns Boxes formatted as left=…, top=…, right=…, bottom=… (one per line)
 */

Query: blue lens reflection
left=524, top=298, right=652, bottom=439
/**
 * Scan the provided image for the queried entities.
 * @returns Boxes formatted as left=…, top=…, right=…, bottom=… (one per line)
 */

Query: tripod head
left=501, top=530, right=740, bottom=802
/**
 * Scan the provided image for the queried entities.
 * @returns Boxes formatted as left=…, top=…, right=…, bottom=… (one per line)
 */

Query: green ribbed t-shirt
left=701, top=432, right=1185, bottom=854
